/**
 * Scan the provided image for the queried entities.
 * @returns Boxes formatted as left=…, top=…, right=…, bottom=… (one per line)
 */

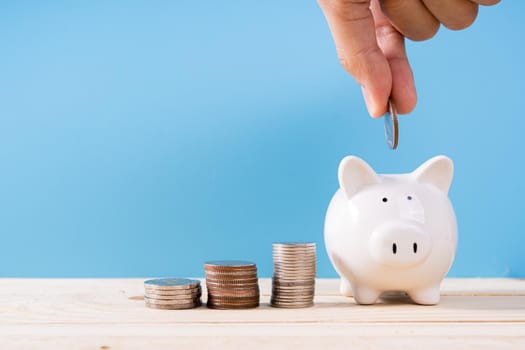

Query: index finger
left=318, top=0, right=392, bottom=117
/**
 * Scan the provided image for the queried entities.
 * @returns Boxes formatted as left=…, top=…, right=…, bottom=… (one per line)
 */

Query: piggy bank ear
left=412, top=156, right=454, bottom=194
left=338, top=156, right=379, bottom=199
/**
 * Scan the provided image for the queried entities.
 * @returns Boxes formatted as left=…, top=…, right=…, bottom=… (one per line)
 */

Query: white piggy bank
left=324, top=156, right=457, bottom=305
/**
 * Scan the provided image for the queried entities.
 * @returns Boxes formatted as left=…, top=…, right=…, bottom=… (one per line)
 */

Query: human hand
left=318, top=0, right=500, bottom=117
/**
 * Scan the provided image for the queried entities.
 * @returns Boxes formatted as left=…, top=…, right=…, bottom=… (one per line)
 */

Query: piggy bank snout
left=369, top=222, right=432, bottom=268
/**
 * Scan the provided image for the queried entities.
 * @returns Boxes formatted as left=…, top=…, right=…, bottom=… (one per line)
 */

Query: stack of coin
left=271, top=242, right=316, bottom=308
left=204, top=260, right=260, bottom=309
left=143, top=278, right=202, bottom=310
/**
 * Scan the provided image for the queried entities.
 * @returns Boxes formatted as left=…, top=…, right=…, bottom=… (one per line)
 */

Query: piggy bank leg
left=352, top=284, right=381, bottom=305
left=408, top=285, right=441, bottom=305
left=339, top=278, right=353, bottom=297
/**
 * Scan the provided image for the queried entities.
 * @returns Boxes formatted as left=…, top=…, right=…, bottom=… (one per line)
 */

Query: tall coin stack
left=144, top=278, right=202, bottom=310
left=271, top=242, right=316, bottom=308
left=204, top=260, right=260, bottom=309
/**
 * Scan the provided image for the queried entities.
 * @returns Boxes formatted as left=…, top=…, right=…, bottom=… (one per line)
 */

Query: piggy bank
left=324, top=156, right=457, bottom=305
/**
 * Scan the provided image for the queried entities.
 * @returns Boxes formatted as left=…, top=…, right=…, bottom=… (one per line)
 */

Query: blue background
left=1, top=1, right=523, bottom=277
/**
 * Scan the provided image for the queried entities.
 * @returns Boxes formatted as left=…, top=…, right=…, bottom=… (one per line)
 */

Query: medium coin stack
left=271, top=242, right=316, bottom=308
left=204, top=260, right=260, bottom=309
left=143, top=278, right=202, bottom=310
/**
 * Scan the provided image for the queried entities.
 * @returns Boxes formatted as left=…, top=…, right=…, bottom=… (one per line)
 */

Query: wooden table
left=1, top=278, right=524, bottom=349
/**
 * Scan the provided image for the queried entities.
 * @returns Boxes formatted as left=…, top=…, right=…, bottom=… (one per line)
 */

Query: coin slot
left=392, top=243, right=397, bottom=254
left=413, top=243, right=418, bottom=254
left=382, top=197, right=388, bottom=203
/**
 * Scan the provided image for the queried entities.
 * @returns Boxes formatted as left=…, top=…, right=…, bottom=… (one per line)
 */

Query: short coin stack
left=271, top=242, right=316, bottom=308
left=144, top=278, right=202, bottom=310
left=204, top=260, right=260, bottom=309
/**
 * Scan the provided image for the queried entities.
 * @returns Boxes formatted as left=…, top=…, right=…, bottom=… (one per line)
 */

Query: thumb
left=318, top=0, right=391, bottom=117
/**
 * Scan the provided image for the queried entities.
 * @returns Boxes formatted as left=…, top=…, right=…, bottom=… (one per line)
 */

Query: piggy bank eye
left=407, top=195, right=413, bottom=200
left=382, top=197, right=388, bottom=203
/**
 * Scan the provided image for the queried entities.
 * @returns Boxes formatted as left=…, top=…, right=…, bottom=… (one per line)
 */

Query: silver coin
left=272, top=247, right=316, bottom=252
left=272, top=265, right=316, bottom=270
left=272, top=288, right=315, bottom=294
left=273, top=254, right=316, bottom=259
left=273, top=259, right=316, bottom=263
left=145, top=288, right=201, bottom=295
left=144, top=278, right=200, bottom=290
left=272, top=297, right=314, bottom=302
left=273, top=271, right=316, bottom=277
left=144, top=287, right=201, bottom=296
left=272, top=283, right=315, bottom=289
left=272, top=279, right=315, bottom=285
left=272, top=272, right=315, bottom=276
left=271, top=292, right=314, bottom=299
left=273, top=244, right=316, bottom=248
left=144, top=290, right=202, bottom=298
left=270, top=302, right=313, bottom=309
left=272, top=293, right=314, bottom=299
left=272, top=280, right=315, bottom=287
left=272, top=264, right=316, bottom=269
left=144, top=292, right=202, bottom=300
left=145, top=301, right=200, bottom=310
left=272, top=282, right=315, bottom=287
left=271, top=296, right=314, bottom=302
left=273, top=262, right=316, bottom=266
left=273, top=267, right=315, bottom=272
left=273, top=242, right=315, bottom=247
left=272, top=287, right=315, bottom=293
left=384, top=99, right=399, bottom=150
left=272, top=276, right=315, bottom=281
left=273, top=263, right=315, bottom=268
left=273, top=258, right=315, bottom=262
left=144, top=284, right=201, bottom=291
left=273, top=261, right=316, bottom=266
left=273, top=269, right=315, bottom=274
left=273, top=253, right=315, bottom=257
left=273, top=258, right=315, bottom=263
left=272, top=284, right=315, bottom=290
left=272, top=253, right=317, bottom=258
left=272, top=251, right=316, bottom=256
left=273, top=273, right=316, bottom=279
left=273, top=274, right=315, bottom=278
left=271, top=295, right=314, bottom=303
left=272, top=258, right=316, bottom=263
left=272, top=294, right=314, bottom=300
left=273, top=269, right=316, bottom=274
left=271, top=300, right=314, bottom=306
left=144, top=296, right=201, bottom=306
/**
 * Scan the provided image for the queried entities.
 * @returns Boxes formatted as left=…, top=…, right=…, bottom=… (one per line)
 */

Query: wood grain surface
left=1, top=278, right=524, bottom=349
